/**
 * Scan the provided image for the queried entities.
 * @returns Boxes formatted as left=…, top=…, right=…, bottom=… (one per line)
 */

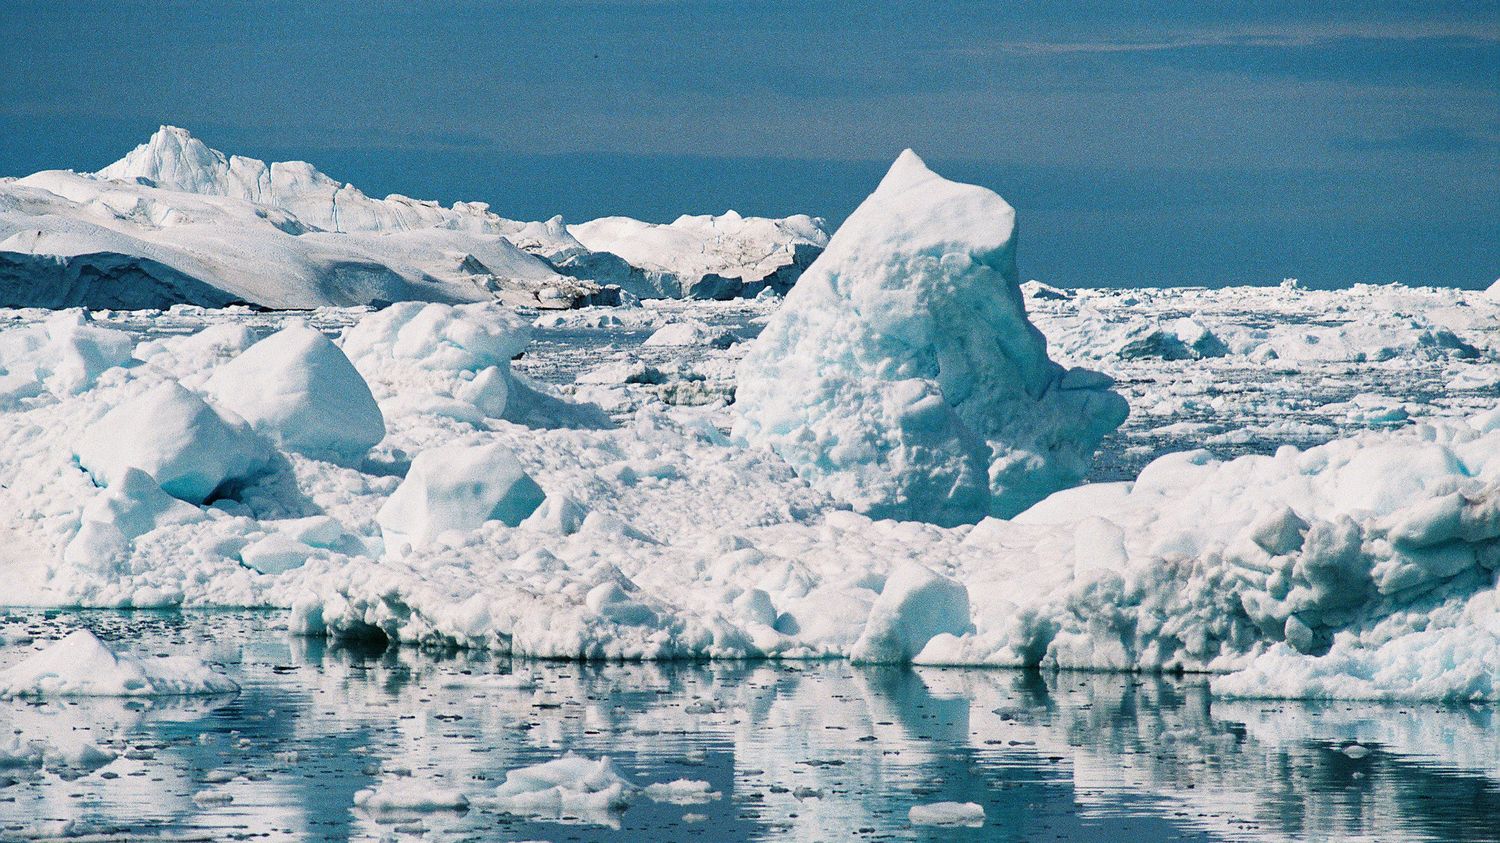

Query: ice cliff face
left=734, top=150, right=1127, bottom=524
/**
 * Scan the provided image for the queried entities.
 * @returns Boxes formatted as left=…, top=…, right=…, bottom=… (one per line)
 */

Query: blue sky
left=2, top=1, right=1496, bottom=288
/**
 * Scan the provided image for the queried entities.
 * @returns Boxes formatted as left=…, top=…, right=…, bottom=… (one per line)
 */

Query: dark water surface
left=1, top=610, right=1496, bottom=842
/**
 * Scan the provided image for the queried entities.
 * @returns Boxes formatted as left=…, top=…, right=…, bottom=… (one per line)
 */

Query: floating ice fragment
left=0, top=629, right=238, bottom=698
left=909, top=801, right=985, bottom=827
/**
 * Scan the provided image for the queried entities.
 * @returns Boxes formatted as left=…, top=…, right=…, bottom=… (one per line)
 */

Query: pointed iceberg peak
left=818, top=148, right=1017, bottom=282
left=876, top=148, right=936, bottom=193
left=95, top=125, right=272, bottom=202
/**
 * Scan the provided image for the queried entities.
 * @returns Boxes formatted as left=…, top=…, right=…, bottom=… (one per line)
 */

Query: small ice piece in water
left=491, top=754, right=634, bottom=819
left=354, top=778, right=470, bottom=814
left=203, top=321, right=385, bottom=461
left=1342, top=743, right=1371, bottom=759
left=74, top=381, right=269, bottom=504
left=0, top=629, right=238, bottom=698
left=909, top=801, right=985, bottom=827
left=643, top=779, right=720, bottom=804
left=192, top=789, right=234, bottom=807
left=377, top=441, right=546, bottom=553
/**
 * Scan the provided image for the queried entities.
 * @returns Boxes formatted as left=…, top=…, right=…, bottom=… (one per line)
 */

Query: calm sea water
left=1, top=610, right=1495, bottom=842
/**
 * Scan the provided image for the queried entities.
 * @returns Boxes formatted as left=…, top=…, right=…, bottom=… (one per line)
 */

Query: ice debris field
left=2, top=138, right=1499, bottom=704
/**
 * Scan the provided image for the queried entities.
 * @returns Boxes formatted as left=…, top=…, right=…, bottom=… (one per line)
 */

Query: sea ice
left=0, top=309, right=133, bottom=397
left=0, top=629, right=238, bottom=697
left=377, top=441, right=546, bottom=554
left=734, top=149, right=1127, bottom=524
left=642, top=778, right=720, bottom=803
left=491, top=754, right=634, bottom=819
left=74, top=381, right=270, bottom=503
left=203, top=321, right=384, bottom=462
left=353, top=777, right=470, bottom=814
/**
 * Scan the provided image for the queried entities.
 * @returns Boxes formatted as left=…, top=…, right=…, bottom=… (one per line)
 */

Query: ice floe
left=0, top=630, right=237, bottom=698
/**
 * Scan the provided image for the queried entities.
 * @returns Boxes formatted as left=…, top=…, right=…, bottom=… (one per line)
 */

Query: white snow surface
left=735, top=150, right=1128, bottom=524
left=0, top=629, right=238, bottom=697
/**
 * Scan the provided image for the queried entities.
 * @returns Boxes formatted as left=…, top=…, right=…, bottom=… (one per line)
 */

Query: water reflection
left=0, top=610, right=1495, bottom=842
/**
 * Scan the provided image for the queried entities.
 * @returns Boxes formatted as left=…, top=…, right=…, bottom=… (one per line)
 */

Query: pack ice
left=735, top=150, right=1128, bottom=523
left=0, top=152, right=1497, bottom=703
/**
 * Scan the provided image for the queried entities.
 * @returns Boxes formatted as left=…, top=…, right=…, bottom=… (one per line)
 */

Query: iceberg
left=569, top=210, right=829, bottom=299
left=0, top=127, right=616, bottom=309
left=734, top=150, right=1127, bottom=524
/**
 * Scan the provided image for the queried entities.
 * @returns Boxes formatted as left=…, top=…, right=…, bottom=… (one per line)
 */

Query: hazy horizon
left=4, top=1, right=1496, bottom=288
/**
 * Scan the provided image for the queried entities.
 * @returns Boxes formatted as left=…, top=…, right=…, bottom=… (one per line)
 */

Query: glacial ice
left=0, top=630, right=238, bottom=697
left=734, top=149, right=1128, bottom=524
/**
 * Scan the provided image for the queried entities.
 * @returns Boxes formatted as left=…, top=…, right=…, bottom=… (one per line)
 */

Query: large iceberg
left=33, top=125, right=821, bottom=305
left=0, top=127, right=617, bottom=309
left=734, top=150, right=1127, bottom=524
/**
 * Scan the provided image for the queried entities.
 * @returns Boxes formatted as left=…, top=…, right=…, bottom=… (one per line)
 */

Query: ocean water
left=2, top=610, right=1496, bottom=842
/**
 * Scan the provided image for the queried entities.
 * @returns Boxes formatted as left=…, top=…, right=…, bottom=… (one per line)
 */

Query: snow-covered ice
left=0, top=629, right=237, bottom=697
left=74, top=381, right=270, bottom=504
left=377, top=441, right=546, bottom=554
left=202, top=321, right=384, bottom=462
